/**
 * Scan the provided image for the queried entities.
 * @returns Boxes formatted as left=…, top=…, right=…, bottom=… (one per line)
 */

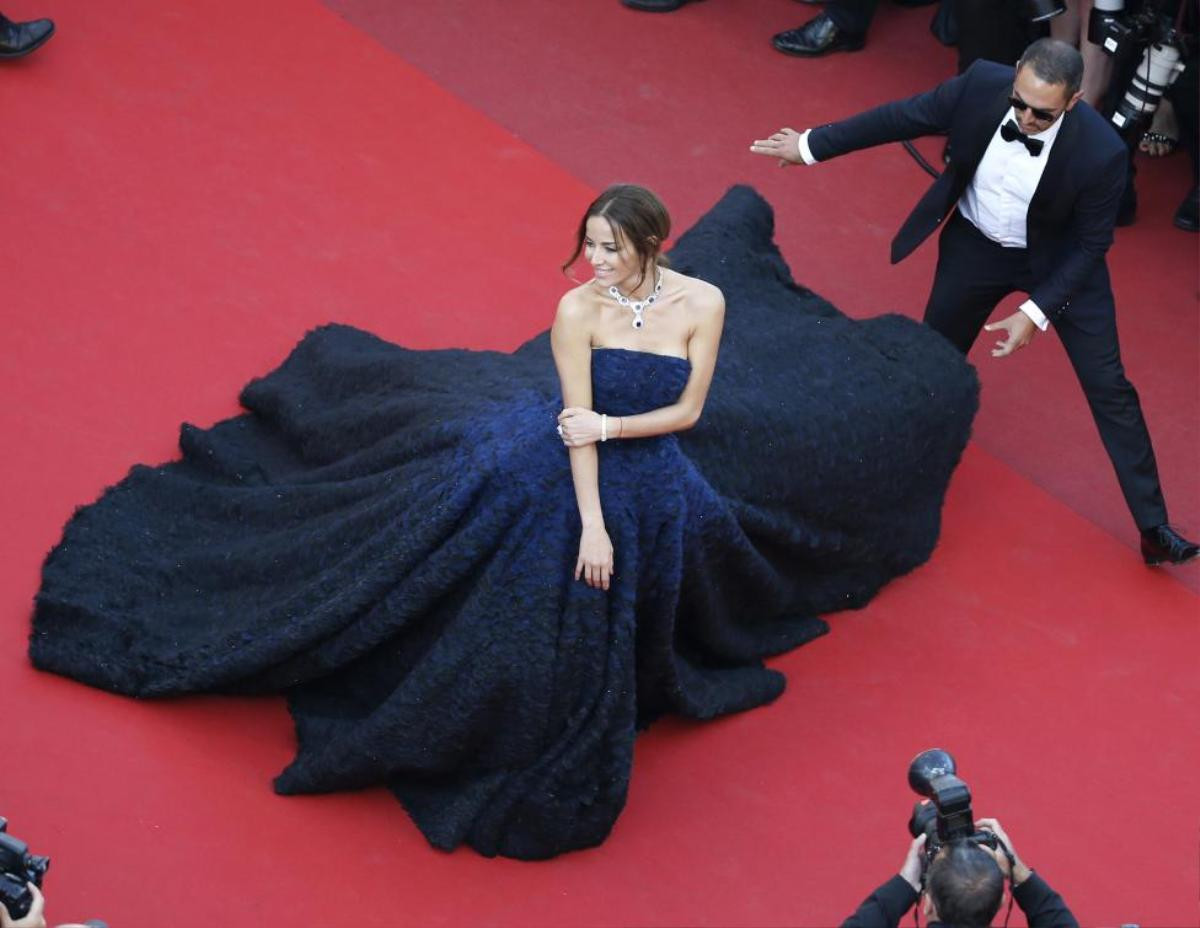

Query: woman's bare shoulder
left=669, top=270, right=724, bottom=316
left=556, top=281, right=599, bottom=322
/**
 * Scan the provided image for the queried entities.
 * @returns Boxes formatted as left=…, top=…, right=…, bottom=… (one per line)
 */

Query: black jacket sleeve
left=807, top=64, right=980, bottom=162
left=1014, top=872, right=1080, bottom=928
left=1027, top=141, right=1125, bottom=320
left=841, top=875, right=919, bottom=928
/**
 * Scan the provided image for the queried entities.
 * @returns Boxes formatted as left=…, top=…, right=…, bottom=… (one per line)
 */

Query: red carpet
left=2, top=1, right=1197, bottom=926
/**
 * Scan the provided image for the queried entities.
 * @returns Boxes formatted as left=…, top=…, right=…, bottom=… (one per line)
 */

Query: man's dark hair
left=926, top=840, right=1005, bottom=927
left=1017, top=38, right=1085, bottom=96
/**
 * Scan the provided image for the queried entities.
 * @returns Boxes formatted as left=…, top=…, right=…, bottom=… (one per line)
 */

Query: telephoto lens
left=1111, top=42, right=1186, bottom=133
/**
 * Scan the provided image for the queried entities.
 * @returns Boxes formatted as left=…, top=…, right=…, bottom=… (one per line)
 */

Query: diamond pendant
left=610, top=272, right=662, bottom=331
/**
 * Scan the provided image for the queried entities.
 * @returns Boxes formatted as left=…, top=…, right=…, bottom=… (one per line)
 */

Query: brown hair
left=562, top=184, right=671, bottom=288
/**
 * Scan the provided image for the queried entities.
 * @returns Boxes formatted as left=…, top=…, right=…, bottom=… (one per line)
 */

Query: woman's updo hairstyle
left=563, top=184, right=671, bottom=289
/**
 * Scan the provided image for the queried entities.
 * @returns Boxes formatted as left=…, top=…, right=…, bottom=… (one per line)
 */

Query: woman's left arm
left=558, top=285, right=725, bottom=444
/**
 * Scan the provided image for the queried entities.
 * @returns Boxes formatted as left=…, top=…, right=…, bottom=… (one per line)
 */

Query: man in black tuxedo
left=750, top=39, right=1197, bottom=565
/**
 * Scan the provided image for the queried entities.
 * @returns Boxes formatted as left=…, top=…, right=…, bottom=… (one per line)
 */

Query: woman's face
left=584, top=216, right=645, bottom=291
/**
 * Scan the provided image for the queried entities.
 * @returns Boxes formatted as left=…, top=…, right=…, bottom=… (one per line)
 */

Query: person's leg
left=954, top=0, right=1031, bottom=73
left=1047, top=0, right=1079, bottom=46
left=1050, top=0, right=1113, bottom=106
left=1053, top=298, right=1169, bottom=532
left=823, top=0, right=880, bottom=34
left=1076, top=0, right=1115, bottom=107
left=1166, top=52, right=1199, bottom=230
left=1168, top=52, right=1199, bottom=176
left=922, top=214, right=1021, bottom=352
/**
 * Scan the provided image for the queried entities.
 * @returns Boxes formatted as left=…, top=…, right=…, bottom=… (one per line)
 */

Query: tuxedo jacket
left=808, top=60, right=1127, bottom=323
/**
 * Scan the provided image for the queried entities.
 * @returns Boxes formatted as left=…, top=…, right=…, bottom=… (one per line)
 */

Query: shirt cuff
left=1019, top=299, right=1049, bottom=331
left=797, top=129, right=818, bottom=166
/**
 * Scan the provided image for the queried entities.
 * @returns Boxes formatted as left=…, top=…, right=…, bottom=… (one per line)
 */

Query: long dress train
left=30, top=186, right=978, bottom=859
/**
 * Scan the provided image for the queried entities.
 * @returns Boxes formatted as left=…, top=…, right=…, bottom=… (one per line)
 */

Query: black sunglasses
left=1008, top=91, right=1058, bottom=123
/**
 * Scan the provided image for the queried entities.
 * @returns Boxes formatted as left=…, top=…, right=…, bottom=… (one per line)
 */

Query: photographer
left=0, top=883, right=98, bottom=928
left=842, top=819, right=1078, bottom=928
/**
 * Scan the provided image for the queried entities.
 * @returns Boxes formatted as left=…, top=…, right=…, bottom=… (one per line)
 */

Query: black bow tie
left=1000, top=119, right=1044, bottom=157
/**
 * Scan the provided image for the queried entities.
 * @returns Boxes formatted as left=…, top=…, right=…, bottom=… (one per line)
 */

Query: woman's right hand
left=575, top=524, right=614, bottom=590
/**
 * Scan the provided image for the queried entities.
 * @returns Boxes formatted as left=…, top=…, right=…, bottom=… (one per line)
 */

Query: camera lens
left=1112, top=43, right=1185, bottom=131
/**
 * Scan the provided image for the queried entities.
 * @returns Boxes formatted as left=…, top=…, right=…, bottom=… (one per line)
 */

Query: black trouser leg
left=953, top=0, right=1032, bottom=73
left=1054, top=309, right=1169, bottom=530
left=1167, top=52, right=1199, bottom=184
left=922, top=213, right=1024, bottom=353
left=922, top=214, right=1168, bottom=531
left=824, top=0, right=881, bottom=36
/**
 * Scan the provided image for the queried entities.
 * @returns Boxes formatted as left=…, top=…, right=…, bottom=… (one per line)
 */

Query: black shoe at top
left=1141, top=524, right=1200, bottom=566
left=772, top=13, right=865, bottom=57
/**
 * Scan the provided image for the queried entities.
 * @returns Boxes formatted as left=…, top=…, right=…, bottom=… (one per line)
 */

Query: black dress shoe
left=1141, top=524, right=1200, bottom=566
left=1173, top=184, right=1198, bottom=232
left=0, top=14, right=55, bottom=58
left=773, top=13, right=865, bottom=57
left=622, top=0, right=697, bottom=10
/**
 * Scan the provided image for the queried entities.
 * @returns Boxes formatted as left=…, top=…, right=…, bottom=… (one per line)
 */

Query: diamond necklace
left=608, top=271, right=663, bottom=330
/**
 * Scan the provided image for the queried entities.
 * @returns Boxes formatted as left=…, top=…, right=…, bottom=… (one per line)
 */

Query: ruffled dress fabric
left=30, top=186, right=978, bottom=859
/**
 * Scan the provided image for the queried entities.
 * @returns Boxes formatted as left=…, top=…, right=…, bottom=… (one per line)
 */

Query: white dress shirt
left=797, top=112, right=1066, bottom=330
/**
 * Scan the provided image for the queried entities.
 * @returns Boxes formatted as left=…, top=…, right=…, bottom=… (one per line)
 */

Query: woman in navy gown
left=30, top=185, right=978, bottom=859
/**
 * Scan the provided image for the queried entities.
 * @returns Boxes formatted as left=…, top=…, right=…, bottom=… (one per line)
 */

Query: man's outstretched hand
left=750, top=128, right=805, bottom=167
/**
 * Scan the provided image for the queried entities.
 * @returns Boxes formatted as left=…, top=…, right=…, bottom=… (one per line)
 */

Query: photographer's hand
left=976, top=818, right=1032, bottom=886
left=899, top=833, right=927, bottom=892
left=0, top=884, right=47, bottom=928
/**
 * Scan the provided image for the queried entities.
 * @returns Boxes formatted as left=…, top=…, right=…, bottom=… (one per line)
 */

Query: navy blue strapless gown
left=30, top=187, right=978, bottom=859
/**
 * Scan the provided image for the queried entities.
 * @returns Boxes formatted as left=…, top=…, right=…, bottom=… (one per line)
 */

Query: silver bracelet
left=600, top=414, right=608, bottom=442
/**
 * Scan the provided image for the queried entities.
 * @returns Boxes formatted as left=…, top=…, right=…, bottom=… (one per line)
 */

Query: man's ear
left=921, top=893, right=935, bottom=918
left=1064, top=89, right=1085, bottom=112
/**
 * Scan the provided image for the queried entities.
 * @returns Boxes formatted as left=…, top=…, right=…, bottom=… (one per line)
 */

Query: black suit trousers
left=952, top=0, right=1033, bottom=74
left=924, top=212, right=1168, bottom=529
left=825, top=0, right=880, bottom=35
